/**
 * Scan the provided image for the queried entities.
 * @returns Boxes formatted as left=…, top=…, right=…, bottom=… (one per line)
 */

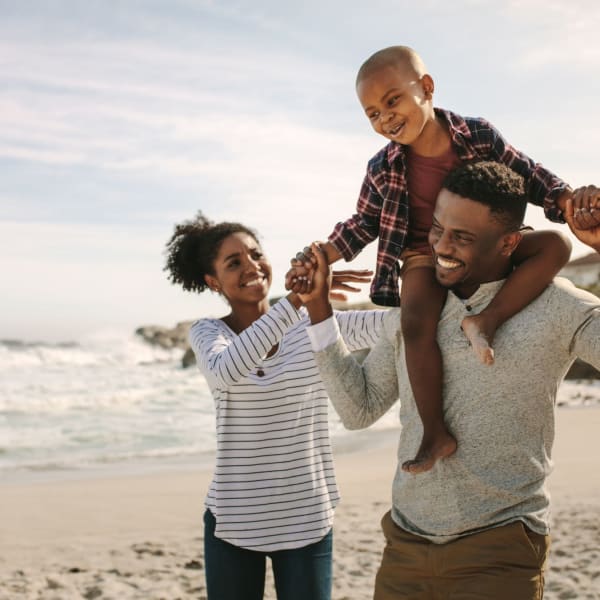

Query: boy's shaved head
left=356, top=46, right=427, bottom=86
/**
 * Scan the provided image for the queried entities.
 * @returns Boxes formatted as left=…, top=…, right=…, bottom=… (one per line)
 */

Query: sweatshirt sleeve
left=189, top=298, right=302, bottom=389
left=308, top=310, right=400, bottom=429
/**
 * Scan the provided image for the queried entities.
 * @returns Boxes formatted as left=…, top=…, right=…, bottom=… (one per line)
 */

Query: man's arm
left=301, top=244, right=400, bottom=430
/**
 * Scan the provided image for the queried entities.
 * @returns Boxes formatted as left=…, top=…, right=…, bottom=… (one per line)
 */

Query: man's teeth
left=436, top=257, right=461, bottom=269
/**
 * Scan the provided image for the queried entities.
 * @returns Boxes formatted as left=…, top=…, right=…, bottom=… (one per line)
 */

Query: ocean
left=1, top=332, right=599, bottom=483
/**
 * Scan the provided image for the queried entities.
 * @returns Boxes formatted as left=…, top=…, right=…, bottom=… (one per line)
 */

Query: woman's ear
left=205, top=274, right=220, bottom=293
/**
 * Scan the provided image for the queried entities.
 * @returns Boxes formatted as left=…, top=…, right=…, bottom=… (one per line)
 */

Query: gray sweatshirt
left=308, top=277, right=600, bottom=543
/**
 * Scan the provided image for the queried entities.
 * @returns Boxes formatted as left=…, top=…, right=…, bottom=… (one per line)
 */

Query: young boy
left=287, top=45, right=600, bottom=475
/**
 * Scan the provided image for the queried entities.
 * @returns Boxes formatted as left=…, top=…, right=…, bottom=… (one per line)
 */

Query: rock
left=182, top=347, right=196, bottom=368
left=565, top=358, right=600, bottom=380
left=135, top=321, right=193, bottom=350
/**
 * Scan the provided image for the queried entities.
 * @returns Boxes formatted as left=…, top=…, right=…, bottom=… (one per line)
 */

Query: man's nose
left=433, top=231, right=452, bottom=255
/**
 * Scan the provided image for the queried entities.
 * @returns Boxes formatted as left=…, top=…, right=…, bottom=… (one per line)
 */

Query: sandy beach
left=1, top=408, right=599, bottom=600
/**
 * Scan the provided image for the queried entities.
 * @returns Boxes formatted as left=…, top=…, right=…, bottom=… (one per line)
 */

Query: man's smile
left=435, top=255, right=463, bottom=270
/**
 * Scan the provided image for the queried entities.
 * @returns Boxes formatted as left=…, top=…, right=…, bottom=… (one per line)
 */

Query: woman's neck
left=223, top=299, right=271, bottom=334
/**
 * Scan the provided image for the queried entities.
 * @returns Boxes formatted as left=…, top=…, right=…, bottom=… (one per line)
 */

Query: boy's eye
left=387, top=95, right=400, bottom=106
left=368, top=111, right=379, bottom=121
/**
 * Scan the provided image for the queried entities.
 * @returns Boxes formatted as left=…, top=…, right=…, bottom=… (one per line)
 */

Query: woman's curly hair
left=164, top=211, right=259, bottom=293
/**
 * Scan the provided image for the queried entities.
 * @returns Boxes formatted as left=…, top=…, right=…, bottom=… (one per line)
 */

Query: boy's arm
left=289, top=168, right=384, bottom=273
left=462, top=229, right=571, bottom=362
left=477, top=119, right=570, bottom=222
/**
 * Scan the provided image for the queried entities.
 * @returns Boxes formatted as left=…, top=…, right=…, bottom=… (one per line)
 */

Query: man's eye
left=456, top=236, right=473, bottom=244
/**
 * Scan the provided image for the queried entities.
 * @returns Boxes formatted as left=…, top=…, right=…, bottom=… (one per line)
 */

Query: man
left=299, top=161, right=600, bottom=599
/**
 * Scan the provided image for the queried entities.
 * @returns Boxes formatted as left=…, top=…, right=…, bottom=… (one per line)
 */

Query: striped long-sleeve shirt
left=189, top=298, right=384, bottom=551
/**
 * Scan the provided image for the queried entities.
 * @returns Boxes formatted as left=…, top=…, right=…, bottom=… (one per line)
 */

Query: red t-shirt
left=405, top=144, right=461, bottom=254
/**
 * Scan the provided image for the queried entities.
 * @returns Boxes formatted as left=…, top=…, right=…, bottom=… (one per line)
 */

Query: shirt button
left=465, top=305, right=472, bottom=311
left=256, top=369, right=265, bottom=377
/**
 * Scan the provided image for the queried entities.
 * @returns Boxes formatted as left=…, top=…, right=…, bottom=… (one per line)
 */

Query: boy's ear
left=421, top=74, right=434, bottom=99
left=500, top=231, right=523, bottom=257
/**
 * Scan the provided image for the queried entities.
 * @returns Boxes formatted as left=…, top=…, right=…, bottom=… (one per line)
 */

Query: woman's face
left=205, top=232, right=272, bottom=306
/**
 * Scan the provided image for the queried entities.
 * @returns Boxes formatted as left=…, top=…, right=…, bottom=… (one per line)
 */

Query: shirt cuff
left=306, top=316, right=340, bottom=352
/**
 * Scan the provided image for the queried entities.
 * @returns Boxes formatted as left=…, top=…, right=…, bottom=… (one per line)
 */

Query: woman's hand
left=330, top=269, right=373, bottom=302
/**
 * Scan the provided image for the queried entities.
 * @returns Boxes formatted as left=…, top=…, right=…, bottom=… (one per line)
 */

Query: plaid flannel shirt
left=328, top=108, right=569, bottom=306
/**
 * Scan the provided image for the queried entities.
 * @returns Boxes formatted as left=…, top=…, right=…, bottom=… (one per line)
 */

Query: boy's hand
left=565, top=197, right=600, bottom=253
left=571, top=185, right=600, bottom=230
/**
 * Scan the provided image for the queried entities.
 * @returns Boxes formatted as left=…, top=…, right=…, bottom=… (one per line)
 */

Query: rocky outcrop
left=136, top=322, right=193, bottom=350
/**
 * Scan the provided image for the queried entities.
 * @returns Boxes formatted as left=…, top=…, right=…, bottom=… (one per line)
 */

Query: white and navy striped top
left=190, top=298, right=384, bottom=552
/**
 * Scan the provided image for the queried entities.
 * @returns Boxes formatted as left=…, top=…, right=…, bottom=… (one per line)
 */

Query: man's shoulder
left=547, top=277, right=600, bottom=305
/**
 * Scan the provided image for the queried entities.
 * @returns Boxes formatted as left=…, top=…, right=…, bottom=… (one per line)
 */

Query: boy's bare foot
left=461, top=314, right=495, bottom=365
left=401, top=431, right=457, bottom=474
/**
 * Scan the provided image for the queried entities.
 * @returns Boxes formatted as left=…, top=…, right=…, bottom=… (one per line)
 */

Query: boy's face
left=356, top=63, right=433, bottom=146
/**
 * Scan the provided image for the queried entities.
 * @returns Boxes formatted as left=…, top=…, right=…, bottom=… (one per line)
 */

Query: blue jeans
left=203, top=509, right=333, bottom=600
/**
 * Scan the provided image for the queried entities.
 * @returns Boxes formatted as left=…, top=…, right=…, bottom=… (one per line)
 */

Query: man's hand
left=565, top=197, right=600, bottom=252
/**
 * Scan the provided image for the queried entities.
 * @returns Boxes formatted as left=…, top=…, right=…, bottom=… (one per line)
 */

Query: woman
left=165, top=212, right=384, bottom=600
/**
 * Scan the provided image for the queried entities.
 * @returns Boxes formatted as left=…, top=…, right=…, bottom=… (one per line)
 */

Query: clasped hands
left=566, top=186, right=600, bottom=251
left=284, top=242, right=372, bottom=303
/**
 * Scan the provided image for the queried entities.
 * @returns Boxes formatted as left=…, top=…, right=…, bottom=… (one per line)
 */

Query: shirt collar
left=445, top=280, right=507, bottom=313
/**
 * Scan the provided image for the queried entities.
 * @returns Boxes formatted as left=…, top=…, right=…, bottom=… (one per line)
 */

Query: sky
left=1, top=0, right=599, bottom=341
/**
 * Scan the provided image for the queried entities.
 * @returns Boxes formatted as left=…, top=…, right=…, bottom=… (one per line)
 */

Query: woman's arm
left=189, top=297, right=303, bottom=389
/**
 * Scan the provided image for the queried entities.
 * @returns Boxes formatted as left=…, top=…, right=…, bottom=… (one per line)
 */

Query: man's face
left=428, top=189, right=519, bottom=298
left=356, top=64, right=432, bottom=146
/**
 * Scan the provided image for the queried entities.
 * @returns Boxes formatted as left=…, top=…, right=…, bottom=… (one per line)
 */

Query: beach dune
left=1, top=409, right=599, bottom=599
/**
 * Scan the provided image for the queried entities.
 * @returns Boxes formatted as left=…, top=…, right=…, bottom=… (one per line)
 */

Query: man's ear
left=499, top=231, right=522, bottom=257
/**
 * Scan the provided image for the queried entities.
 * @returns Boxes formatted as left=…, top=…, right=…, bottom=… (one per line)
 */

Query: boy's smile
left=356, top=63, right=442, bottom=156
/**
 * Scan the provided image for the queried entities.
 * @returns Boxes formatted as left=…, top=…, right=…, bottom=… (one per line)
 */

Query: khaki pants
left=374, top=511, right=550, bottom=600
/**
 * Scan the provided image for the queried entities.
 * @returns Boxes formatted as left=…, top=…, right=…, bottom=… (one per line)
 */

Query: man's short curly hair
left=164, top=211, right=259, bottom=293
left=441, top=161, right=527, bottom=232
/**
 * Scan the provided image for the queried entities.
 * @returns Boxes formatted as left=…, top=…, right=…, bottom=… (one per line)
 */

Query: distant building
left=559, top=252, right=600, bottom=288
